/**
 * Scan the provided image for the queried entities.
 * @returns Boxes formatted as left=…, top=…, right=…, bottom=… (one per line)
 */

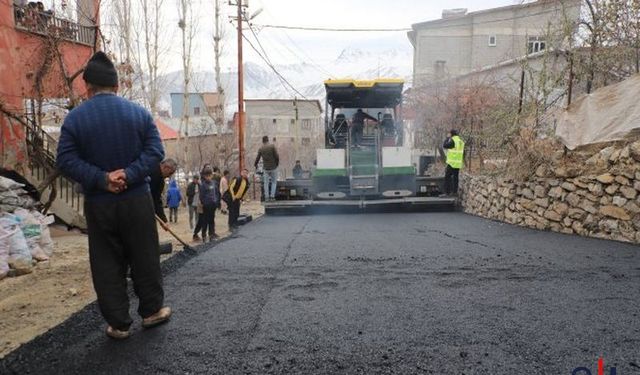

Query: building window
left=290, top=119, right=295, bottom=124
left=434, top=60, right=446, bottom=77
left=488, top=35, right=496, bottom=47
left=193, top=107, right=200, bottom=115
left=301, top=119, right=312, bottom=130
left=302, top=137, right=310, bottom=146
left=528, top=36, right=546, bottom=54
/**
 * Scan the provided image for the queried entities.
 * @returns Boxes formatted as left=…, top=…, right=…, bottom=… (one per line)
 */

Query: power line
left=258, top=7, right=335, bottom=78
left=242, top=24, right=309, bottom=100
left=242, top=32, right=302, bottom=98
left=260, top=24, right=335, bottom=78
left=244, top=23, right=294, bottom=97
left=242, top=29, right=293, bottom=98
left=253, top=23, right=411, bottom=32
left=254, top=5, right=576, bottom=33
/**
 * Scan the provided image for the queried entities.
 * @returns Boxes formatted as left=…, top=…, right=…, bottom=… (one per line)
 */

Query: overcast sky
left=146, top=0, right=520, bottom=74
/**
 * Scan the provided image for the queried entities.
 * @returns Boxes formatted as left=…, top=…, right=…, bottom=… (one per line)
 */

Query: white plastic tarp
left=556, top=75, right=640, bottom=150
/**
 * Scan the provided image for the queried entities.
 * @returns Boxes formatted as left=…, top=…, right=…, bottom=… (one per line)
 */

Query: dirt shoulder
left=0, top=200, right=263, bottom=358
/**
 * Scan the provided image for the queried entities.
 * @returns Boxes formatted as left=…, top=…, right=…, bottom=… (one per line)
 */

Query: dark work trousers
left=193, top=210, right=203, bottom=236
left=228, top=199, right=240, bottom=227
left=199, top=204, right=216, bottom=239
left=444, top=165, right=460, bottom=195
left=169, top=207, right=178, bottom=222
left=351, top=124, right=363, bottom=146
left=84, top=193, right=164, bottom=331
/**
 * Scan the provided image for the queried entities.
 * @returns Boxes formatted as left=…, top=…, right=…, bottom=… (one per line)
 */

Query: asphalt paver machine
left=266, top=78, right=455, bottom=214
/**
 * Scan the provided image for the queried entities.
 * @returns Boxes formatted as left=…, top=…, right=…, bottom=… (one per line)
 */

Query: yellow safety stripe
left=324, top=78, right=405, bottom=87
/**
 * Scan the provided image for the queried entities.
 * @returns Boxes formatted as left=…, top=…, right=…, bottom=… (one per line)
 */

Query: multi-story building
left=0, top=0, right=100, bottom=227
left=244, top=99, right=323, bottom=179
left=408, top=0, right=581, bottom=87
left=167, top=92, right=234, bottom=173
left=170, top=92, right=226, bottom=135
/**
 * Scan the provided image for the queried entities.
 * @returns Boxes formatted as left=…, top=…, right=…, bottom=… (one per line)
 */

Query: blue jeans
left=263, top=169, right=278, bottom=199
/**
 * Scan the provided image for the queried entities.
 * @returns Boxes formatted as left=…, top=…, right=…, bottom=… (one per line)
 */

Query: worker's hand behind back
left=106, top=169, right=127, bottom=193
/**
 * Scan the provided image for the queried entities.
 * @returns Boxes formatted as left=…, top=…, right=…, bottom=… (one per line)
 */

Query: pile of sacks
left=0, top=176, right=54, bottom=280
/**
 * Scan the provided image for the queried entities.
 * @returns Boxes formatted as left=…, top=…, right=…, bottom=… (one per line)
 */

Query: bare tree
left=177, top=0, right=198, bottom=173
left=104, top=0, right=172, bottom=115
left=107, top=0, right=137, bottom=99
left=577, top=0, right=640, bottom=93
left=214, top=0, right=225, bottom=104
left=135, top=0, right=170, bottom=115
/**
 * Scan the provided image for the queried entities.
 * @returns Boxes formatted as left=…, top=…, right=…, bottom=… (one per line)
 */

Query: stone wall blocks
left=544, top=210, right=563, bottom=222
left=565, top=193, right=581, bottom=207
left=596, top=173, right=615, bottom=184
left=568, top=208, right=586, bottom=220
left=612, top=196, right=628, bottom=207
left=615, top=175, right=630, bottom=185
left=605, top=184, right=620, bottom=195
left=534, top=185, right=547, bottom=198
left=599, top=219, right=619, bottom=233
left=534, top=198, right=549, bottom=208
left=625, top=201, right=640, bottom=214
left=629, top=141, right=640, bottom=161
left=600, top=205, right=632, bottom=220
left=620, top=185, right=637, bottom=199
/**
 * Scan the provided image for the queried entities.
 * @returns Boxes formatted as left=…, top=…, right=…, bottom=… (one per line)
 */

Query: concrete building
left=408, top=0, right=580, bottom=87
left=170, top=92, right=226, bottom=135
left=244, top=99, right=323, bottom=178
left=166, top=93, right=234, bottom=173
left=170, top=92, right=223, bottom=119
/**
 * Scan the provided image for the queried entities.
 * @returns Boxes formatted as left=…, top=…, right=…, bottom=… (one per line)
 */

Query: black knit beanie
left=82, top=51, right=118, bottom=87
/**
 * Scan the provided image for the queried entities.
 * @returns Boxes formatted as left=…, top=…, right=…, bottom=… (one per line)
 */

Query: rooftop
left=155, top=118, right=179, bottom=140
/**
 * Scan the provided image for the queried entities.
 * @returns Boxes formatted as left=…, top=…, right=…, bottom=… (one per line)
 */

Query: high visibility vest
left=446, top=135, right=465, bottom=169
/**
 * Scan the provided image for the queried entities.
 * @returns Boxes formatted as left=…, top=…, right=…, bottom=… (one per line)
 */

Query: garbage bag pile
left=0, top=176, right=54, bottom=280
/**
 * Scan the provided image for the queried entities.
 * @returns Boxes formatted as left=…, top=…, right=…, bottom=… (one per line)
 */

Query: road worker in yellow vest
left=441, top=129, right=465, bottom=197
left=223, top=168, right=250, bottom=228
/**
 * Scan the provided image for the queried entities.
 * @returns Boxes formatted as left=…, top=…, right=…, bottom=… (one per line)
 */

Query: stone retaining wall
left=459, top=142, right=640, bottom=244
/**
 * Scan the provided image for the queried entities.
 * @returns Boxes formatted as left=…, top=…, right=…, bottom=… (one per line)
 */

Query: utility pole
left=294, top=97, right=299, bottom=163
left=236, top=0, right=245, bottom=174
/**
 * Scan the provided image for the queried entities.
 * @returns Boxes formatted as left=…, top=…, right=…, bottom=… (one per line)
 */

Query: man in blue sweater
left=56, top=51, right=171, bottom=340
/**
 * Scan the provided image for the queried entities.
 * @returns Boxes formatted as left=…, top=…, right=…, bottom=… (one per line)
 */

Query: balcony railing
left=13, top=5, right=96, bottom=47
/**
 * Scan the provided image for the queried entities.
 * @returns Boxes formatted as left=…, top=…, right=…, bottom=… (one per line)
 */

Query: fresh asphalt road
left=2, top=212, right=640, bottom=375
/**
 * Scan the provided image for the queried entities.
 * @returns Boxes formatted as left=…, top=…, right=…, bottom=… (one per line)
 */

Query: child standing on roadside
left=195, top=167, right=220, bottom=242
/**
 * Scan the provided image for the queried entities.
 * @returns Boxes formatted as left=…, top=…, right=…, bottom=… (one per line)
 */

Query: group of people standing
left=186, top=167, right=250, bottom=242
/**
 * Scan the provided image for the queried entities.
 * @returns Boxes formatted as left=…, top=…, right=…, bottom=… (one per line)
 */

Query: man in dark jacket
left=254, top=136, right=279, bottom=201
left=149, top=158, right=177, bottom=224
left=351, top=108, right=377, bottom=147
left=292, top=160, right=303, bottom=179
left=56, top=51, right=171, bottom=340
left=226, top=168, right=250, bottom=228
left=186, top=175, right=199, bottom=229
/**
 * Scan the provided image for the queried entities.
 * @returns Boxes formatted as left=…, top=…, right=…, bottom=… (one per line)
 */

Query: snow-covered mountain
left=159, top=46, right=413, bottom=115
